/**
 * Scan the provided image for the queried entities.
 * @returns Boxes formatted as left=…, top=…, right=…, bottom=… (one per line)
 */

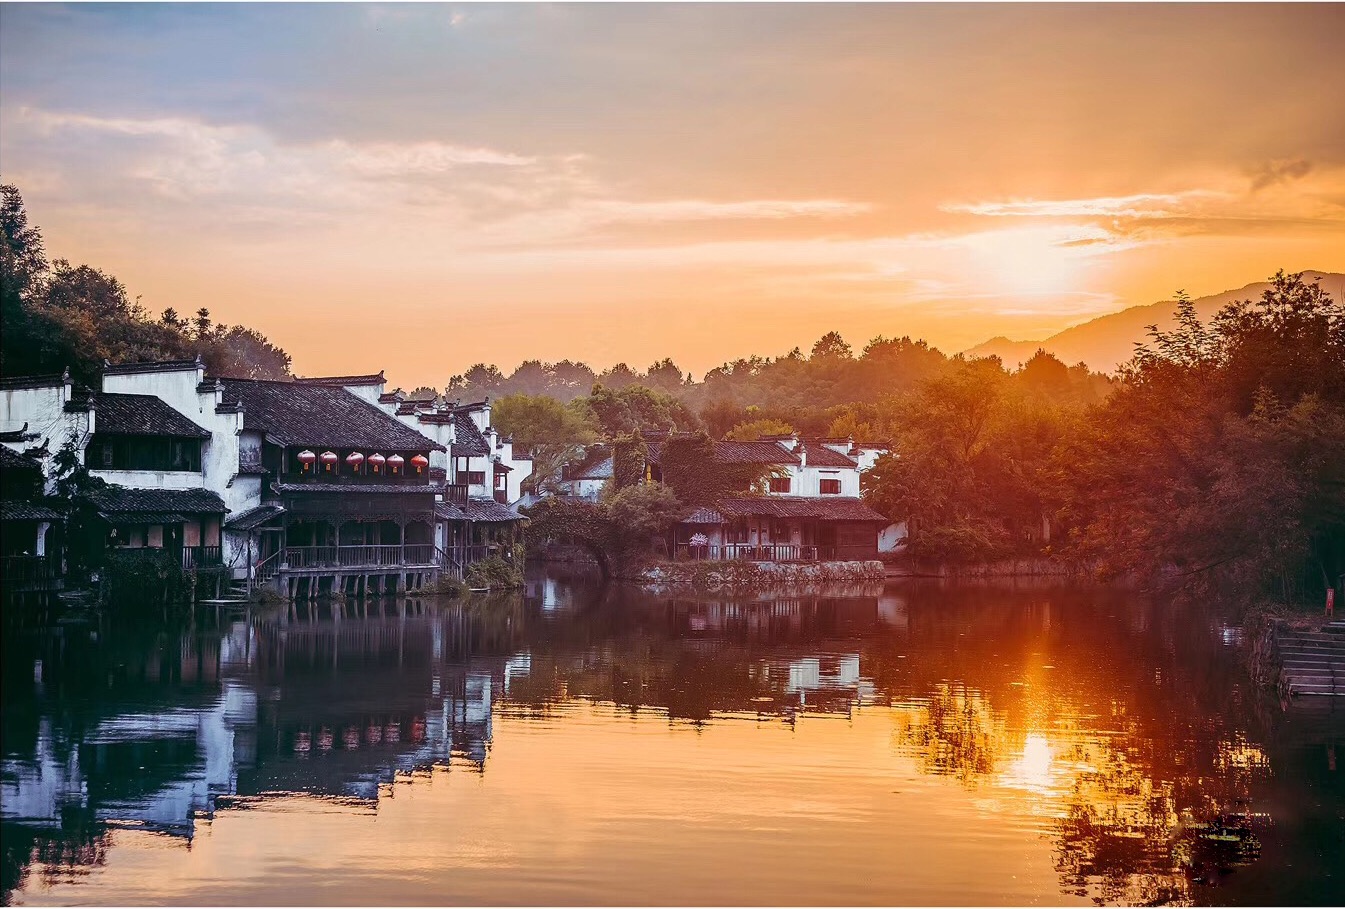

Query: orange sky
left=3, top=4, right=1343, bottom=387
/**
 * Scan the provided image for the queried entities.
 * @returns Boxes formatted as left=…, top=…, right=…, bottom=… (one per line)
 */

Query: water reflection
left=3, top=572, right=1342, bottom=905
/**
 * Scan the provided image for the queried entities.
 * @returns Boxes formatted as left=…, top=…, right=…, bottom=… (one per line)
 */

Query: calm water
left=2, top=568, right=1342, bottom=906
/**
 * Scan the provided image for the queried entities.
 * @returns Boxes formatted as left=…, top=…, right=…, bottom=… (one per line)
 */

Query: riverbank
left=639, top=559, right=886, bottom=594
left=882, top=555, right=1093, bottom=579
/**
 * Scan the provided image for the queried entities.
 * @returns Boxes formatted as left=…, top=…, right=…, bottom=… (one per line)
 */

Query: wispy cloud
left=942, top=191, right=1219, bottom=219
left=4, top=107, right=870, bottom=243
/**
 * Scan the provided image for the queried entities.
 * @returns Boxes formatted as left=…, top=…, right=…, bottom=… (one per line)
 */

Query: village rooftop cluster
left=1, top=358, right=900, bottom=600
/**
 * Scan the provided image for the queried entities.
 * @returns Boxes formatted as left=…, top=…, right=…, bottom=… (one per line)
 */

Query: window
left=462, top=471, right=486, bottom=485
left=87, top=435, right=202, bottom=472
left=819, top=478, right=842, bottom=495
left=768, top=476, right=792, bottom=494
left=726, top=520, right=750, bottom=544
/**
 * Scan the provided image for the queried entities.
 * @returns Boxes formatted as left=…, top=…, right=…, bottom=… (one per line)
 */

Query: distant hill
left=962, top=271, right=1345, bottom=373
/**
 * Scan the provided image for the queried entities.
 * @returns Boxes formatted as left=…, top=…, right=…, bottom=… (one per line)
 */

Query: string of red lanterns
left=293, top=449, right=431, bottom=476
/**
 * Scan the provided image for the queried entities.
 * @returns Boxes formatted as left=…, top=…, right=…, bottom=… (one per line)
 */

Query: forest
left=3, top=182, right=1341, bottom=602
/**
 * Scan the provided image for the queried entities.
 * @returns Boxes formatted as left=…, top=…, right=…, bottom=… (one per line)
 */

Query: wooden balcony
left=282, top=544, right=439, bottom=571
left=181, top=545, right=223, bottom=570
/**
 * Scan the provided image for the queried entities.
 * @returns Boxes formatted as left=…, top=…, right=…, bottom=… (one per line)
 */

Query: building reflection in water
left=3, top=572, right=1341, bottom=905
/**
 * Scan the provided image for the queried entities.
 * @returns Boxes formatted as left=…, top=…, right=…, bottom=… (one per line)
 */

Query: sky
left=2, top=3, right=1343, bottom=387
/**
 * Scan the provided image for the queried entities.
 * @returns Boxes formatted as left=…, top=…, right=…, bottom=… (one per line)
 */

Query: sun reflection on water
left=1, top=577, right=1338, bottom=906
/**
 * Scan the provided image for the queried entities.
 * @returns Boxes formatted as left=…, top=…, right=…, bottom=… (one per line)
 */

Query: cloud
left=942, top=192, right=1219, bottom=219
left=1248, top=158, right=1313, bottom=192
left=1, top=107, right=870, bottom=242
left=943, top=170, right=1345, bottom=250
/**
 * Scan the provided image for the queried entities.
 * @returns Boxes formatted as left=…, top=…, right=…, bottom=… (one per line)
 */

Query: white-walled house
left=0, top=361, right=532, bottom=597
left=643, top=433, right=902, bottom=560
left=555, top=446, right=613, bottom=501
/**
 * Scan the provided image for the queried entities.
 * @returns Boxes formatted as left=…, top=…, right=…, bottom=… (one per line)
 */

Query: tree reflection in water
left=2, top=571, right=1340, bottom=905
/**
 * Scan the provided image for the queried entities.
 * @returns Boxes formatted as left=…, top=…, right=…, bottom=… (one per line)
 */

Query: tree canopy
left=1, top=183, right=292, bottom=383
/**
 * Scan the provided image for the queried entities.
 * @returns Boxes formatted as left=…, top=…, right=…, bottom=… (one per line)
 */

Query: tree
left=1, top=184, right=51, bottom=377
left=196, top=323, right=292, bottom=379
left=597, top=362, right=641, bottom=390
left=724, top=417, right=793, bottom=441
left=587, top=383, right=699, bottom=437
left=446, top=363, right=505, bottom=400
left=523, top=482, right=683, bottom=579
left=645, top=357, right=687, bottom=391
left=1, top=183, right=293, bottom=382
left=657, top=431, right=777, bottom=506
left=492, top=393, right=600, bottom=493
left=1058, top=271, right=1345, bottom=597
left=810, top=331, right=853, bottom=361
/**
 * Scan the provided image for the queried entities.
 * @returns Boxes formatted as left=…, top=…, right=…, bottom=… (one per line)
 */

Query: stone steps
left=1277, top=624, right=1345, bottom=698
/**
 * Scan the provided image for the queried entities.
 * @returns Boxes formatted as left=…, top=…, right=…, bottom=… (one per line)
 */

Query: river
left=2, top=567, right=1341, bottom=905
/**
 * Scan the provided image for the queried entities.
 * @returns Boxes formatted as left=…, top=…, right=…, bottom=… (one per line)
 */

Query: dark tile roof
left=645, top=435, right=798, bottom=467
left=450, top=412, right=490, bottom=456
left=293, top=372, right=386, bottom=387
left=435, top=498, right=522, bottom=522
left=82, top=485, right=227, bottom=515
left=682, top=505, right=724, bottom=524
left=564, top=447, right=613, bottom=481
left=91, top=393, right=211, bottom=438
left=461, top=497, right=521, bottom=522
left=217, top=378, right=443, bottom=451
left=717, top=440, right=799, bottom=464
left=103, top=357, right=202, bottom=376
left=0, top=445, right=43, bottom=475
left=0, top=371, right=68, bottom=389
left=62, top=385, right=98, bottom=413
left=0, top=500, right=65, bottom=522
left=434, top=502, right=468, bottom=521
left=105, top=511, right=191, bottom=525
left=702, top=496, right=888, bottom=523
left=0, top=424, right=40, bottom=443
left=224, top=503, right=286, bottom=531
left=275, top=483, right=442, bottom=494
left=802, top=442, right=858, bottom=468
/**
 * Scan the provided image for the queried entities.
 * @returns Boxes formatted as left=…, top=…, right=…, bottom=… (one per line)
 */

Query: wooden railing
left=673, top=543, right=837, bottom=562
left=444, top=483, right=469, bottom=504
left=444, top=544, right=492, bottom=566
left=1, top=555, right=54, bottom=590
left=181, top=545, right=223, bottom=570
left=282, top=544, right=439, bottom=570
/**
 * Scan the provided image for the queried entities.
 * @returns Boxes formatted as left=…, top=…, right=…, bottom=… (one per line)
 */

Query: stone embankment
left=639, top=560, right=886, bottom=594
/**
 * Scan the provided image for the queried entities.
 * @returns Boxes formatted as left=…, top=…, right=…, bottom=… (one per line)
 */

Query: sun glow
left=961, top=227, right=1105, bottom=299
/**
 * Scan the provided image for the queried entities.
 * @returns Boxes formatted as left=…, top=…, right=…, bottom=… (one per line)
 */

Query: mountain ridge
left=962, top=271, right=1345, bottom=373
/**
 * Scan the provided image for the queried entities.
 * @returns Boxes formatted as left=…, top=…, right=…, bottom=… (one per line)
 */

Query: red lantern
left=297, top=449, right=316, bottom=472
left=319, top=450, right=338, bottom=472
left=346, top=451, right=365, bottom=471
left=387, top=454, right=405, bottom=475
left=368, top=452, right=386, bottom=473
left=410, top=454, right=429, bottom=474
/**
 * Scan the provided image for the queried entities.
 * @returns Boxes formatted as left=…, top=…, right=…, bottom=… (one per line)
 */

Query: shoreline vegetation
left=3, top=182, right=1342, bottom=621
